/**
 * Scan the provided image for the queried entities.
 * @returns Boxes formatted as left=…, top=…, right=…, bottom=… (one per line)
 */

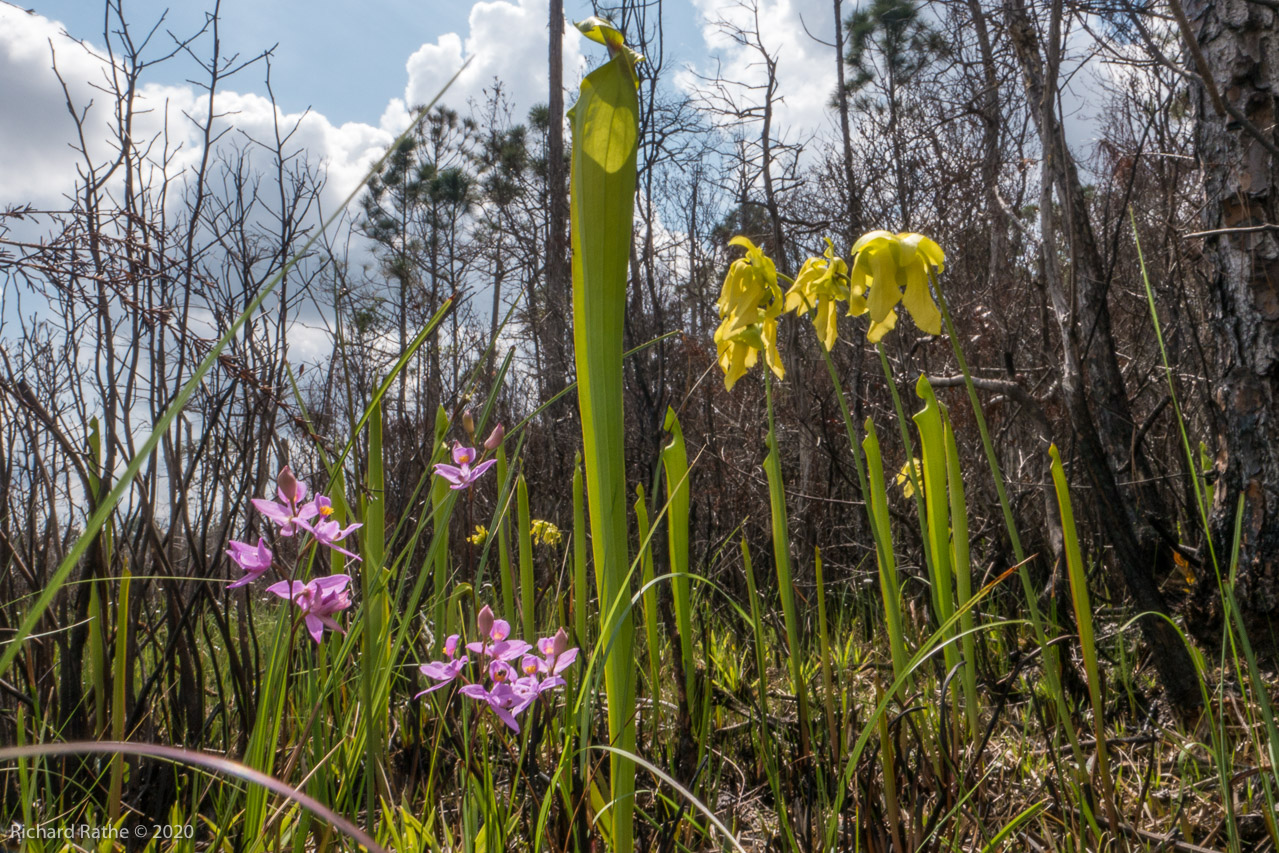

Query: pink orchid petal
left=551, top=648, right=579, bottom=674
left=227, top=569, right=267, bottom=590
left=311, top=574, right=351, bottom=592
left=252, top=499, right=292, bottom=523
left=304, top=614, right=325, bottom=644
left=433, top=464, right=464, bottom=481
left=491, top=704, right=521, bottom=732
left=414, top=680, right=457, bottom=698
left=265, top=580, right=302, bottom=599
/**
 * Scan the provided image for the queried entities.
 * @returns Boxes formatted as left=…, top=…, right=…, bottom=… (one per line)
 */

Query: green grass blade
left=1049, top=444, right=1120, bottom=838
left=662, top=407, right=697, bottom=726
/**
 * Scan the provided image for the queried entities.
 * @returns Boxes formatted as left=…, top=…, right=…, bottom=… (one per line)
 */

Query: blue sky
left=4, top=0, right=1111, bottom=217
left=2, top=0, right=1114, bottom=366
left=26, top=1, right=532, bottom=124
left=23, top=1, right=702, bottom=126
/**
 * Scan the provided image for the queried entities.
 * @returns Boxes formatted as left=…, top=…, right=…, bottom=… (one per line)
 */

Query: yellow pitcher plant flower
left=530, top=519, right=564, bottom=546
left=847, top=230, right=945, bottom=343
left=714, top=236, right=785, bottom=391
left=784, top=237, right=850, bottom=351
left=896, top=457, right=923, bottom=498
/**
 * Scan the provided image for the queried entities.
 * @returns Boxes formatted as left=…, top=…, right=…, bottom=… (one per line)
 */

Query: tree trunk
left=1186, top=0, right=1279, bottom=631
left=1004, top=0, right=1202, bottom=709
left=833, top=0, right=861, bottom=243
left=546, top=0, right=570, bottom=389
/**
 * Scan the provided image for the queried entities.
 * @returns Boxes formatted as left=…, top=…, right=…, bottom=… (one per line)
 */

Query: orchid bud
left=483, top=423, right=505, bottom=450
left=277, top=465, right=302, bottom=503
left=462, top=408, right=476, bottom=441
left=477, top=604, right=495, bottom=639
left=552, top=627, right=570, bottom=657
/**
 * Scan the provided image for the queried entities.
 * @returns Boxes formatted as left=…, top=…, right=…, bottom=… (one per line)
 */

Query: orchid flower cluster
left=224, top=466, right=362, bottom=643
left=416, top=605, right=578, bottom=733
left=714, top=230, right=946, bottom=390
left=433, top=421, right=504, bottom=491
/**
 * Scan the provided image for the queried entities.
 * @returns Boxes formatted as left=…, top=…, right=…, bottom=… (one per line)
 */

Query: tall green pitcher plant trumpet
left=569, top=16, right=641, bottom=852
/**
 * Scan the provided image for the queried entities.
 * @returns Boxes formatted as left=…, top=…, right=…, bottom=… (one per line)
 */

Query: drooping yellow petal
left=815, top=299, right=839, bottom=351
left=901, top=261, right=942, bottom=335
left=852, top=229, right=895, bottom=254
left=762, top=316, right=785, bottom=380
left=866, top=248, right=902, bottom=323
left=920, top=238, right=945, bottom=272
left=896, top=458, right=923, bottom=498
left=866, top=309, right=898, bottom=343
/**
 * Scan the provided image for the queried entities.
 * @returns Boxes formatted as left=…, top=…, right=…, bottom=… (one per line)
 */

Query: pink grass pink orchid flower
left=459, top=681, right=536, bottom=732
left=265, top=574, right=353, bottom=644
left=536, top=628, right=579, bottom=676
left=415, top=634, right=469, bottom=696
left=466, top=605, right=532, bottom=661
left=434, top=443, right=497, bottom=491
left=298, top=495, right=363, bottom=560
left=251, top=466, right=318, bottom=536
left=226, top=536, right=273, bottom=589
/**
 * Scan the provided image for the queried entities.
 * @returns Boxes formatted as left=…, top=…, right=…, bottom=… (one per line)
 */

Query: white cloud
left=1, top=0, right=588, bottom=371
left=402, top=0, right=585, bottom=126
left=681, top=0, right=842, bottom=142
left=1, top=0, right=584, bottom=213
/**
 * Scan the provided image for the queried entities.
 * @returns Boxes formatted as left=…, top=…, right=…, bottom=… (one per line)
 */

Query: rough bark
left=1185, top=0, right=1279, bottom=628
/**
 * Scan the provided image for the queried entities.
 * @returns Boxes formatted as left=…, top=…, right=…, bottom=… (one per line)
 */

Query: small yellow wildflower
left=467, top=525, right=488, bottom=546
left=785, top=238, right=850, bottom=351
left=713, top=236, right=785, bottom=391
left=847, top=230, right=945, bottom=343
left=531, top=519, right=564, bottom=546
left=896, top=458, right=923, bottom=499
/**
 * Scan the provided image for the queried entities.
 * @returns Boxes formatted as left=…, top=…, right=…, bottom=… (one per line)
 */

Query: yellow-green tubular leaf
left=496, top=445, right=516, bottom=622
left=570, top=31, right=639, bottom=853
left=518, top=474, right=534, bottom=638
left=361, top=398, right=389, bottom=824
left=912, top=376, right=956, bottom=645
left=634, top=484, right=662, bottom=734
left=662, top=406, right=697, bottom=719
left=574, top=17, right=645, bottom=82
left=431, top=406, right=451, bottom=640
left=863, top=417, right=909, bottom=689
left=763, top=376, right=811, bottom=761
left=944, top=413, right=981, bottom=739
